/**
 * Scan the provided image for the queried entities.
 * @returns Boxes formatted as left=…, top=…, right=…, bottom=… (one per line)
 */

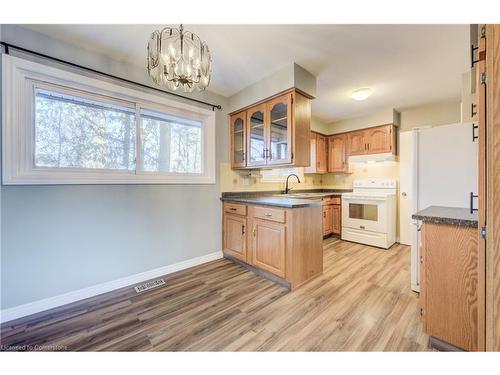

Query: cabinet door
left=223, top=214, right=247, bottom=262
left=332, top=205, right=341, bottom=235
left=304, top=132, right=317, bottom=173
left=316, top=134, right=328, bottom=173
left=328, top=134, right=347, bottom=172
left=266, top=94, right=292, bottom=165
left=366, top=125, right=394, bottom=154
left=347, top=131, right=366, bottom=156
left=252, top=219, right=286, bottom=278
left=247, top=104, right=267, bottom=167
left=421, top=223, right=479, bottom=351
left=230, top=111, right=247, bottom=168
left=322, top=206, right=333, bottom=236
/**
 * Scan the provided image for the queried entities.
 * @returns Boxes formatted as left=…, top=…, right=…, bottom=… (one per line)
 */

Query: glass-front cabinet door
left=230, top=111, right=246, bottom=168
left=247, top=104, right=267, bottom=167
left=266, top=93, right=292, bottom=165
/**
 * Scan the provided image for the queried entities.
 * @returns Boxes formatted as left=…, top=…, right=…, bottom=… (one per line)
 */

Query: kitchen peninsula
left=221, top=189, right=350, bottom=289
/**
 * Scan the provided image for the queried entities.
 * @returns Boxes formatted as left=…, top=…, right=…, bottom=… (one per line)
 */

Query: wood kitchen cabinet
left=322, top=196, right=341, bottom=237
left=347, top=124, right=397, bottom=156
left=229, top=89, right=311, bottom=169
left=252, top=219, right=286, bottom=278
left=230, top=111, right=247, bottom=168
left=322, top=205, right=333, bottom=236
left=221, top=201, right=323, bottom=289
left=347, top=131, right=367, bottom=156
left=328, top=134, right=348, bottom=173
left=246, top=104, right=267, bottom=167
left=332, top=205, right=341, bottom=234
left=305, top=132, right=328, bottom=173
left=420, top=221, right=481, bottom=351
left=365, top=124, right=396, bottom=154
left=223, top=214, right=247, bottom=262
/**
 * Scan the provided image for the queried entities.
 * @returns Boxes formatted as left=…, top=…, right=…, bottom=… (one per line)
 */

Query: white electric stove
left=341, top=179, right=397, bottom=249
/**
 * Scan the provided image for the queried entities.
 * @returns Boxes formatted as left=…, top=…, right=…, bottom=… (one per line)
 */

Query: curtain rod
left=0, top=41, right=223, bottom=111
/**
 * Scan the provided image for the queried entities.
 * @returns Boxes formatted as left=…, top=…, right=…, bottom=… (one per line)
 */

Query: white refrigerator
left=409, top=123, right=478, bottom=292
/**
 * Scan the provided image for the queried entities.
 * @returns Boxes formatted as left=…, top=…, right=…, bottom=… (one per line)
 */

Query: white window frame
left=2, top=54, right=216, bottom=185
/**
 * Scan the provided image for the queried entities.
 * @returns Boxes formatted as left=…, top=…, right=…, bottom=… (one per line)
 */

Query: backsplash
left=220, top=161, right=399, bottom=192
left=220, top=163, right=322, bottom=192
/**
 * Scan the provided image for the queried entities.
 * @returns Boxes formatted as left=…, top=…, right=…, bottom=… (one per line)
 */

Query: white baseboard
left=0, top=251, right=223, bottom=324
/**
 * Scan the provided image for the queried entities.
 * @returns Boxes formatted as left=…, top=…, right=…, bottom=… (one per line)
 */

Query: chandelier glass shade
left=147, top=25, right=212, bottom=92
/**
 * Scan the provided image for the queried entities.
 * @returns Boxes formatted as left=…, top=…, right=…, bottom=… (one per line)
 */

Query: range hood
left=348, top=152, right=397, bottom=165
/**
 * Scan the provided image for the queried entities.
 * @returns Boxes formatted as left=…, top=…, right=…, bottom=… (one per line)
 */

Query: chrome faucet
left=284, top=174, right=301, bottom=194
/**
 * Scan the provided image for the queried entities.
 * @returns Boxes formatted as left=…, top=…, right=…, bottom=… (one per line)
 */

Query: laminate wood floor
left=0, top=238, right=428, bottom=351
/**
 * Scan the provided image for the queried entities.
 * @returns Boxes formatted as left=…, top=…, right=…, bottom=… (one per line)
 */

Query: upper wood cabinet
left=348, top=124, right=397, bottom=156
left=230, top=111, right=247, bottom=168
left=365, top=125, right=395, bottom=154
left=267, top=94, right=292, bottom=165
left=305, top=132, right=327, bottom=174
left=246, top=104, right=267, bottom=167
left=229, top=89, right=311, bottom=169
left=347, top=131, right=367, bottom=156
left=328, top=134, right=348, bottom=173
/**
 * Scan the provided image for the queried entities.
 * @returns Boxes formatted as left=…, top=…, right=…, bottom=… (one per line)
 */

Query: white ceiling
left=23, top=24, right=469, bottom=123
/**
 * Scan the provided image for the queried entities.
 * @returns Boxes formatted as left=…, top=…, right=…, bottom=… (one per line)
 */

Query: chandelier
left=147, top=24, right=212, bottom=92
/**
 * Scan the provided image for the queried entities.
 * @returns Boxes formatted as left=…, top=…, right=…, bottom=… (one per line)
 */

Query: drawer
left=224, top=202, right=247, bottom=216
left=253, top=206, right=286, bottom=223
left=322, top=196, right=341, bottom=205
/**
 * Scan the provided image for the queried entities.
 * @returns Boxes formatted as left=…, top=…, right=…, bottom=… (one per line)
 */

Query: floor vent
left=134, top=279, right=166, bottom=293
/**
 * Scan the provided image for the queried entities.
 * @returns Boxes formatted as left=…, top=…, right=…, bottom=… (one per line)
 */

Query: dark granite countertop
left=220, top=189, right=351, bottom=209
left=412, top=206, right=478, bottom=228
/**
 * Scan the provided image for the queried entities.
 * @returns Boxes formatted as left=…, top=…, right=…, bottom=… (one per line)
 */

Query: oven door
left=342, top=196, right=388, bottom=233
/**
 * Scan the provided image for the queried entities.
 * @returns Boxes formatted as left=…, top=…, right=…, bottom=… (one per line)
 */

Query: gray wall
left=0, top=25, right=229, bottom=309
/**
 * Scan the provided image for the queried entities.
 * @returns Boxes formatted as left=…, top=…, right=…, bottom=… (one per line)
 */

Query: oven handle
left=342, top=197, right=387, bottom=202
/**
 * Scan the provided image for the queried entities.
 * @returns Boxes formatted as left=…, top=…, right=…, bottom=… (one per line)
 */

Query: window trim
left=2, top=54, right=216, bottom=185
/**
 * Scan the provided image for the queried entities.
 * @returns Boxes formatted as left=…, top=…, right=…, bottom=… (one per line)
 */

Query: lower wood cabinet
left=420, top=221, right=483, bottom=351
left=332, top=205, right=341, bottom=234
left=252, top=219, right=286, bottom=278
left=222, top=201, right=323, bottom=289
left=322, top=206, right=333, bottom=236
left=322, top=196, right=341, bottom=237
left=223, top=214, right=247, bottom=262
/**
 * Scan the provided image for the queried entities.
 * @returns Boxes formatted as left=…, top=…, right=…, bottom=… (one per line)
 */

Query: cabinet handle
left=242, top=224, right=245, bottom=235
left=470, top=191, right=478, bottom=214
left=242, top=151, right=245, bottom=162
left=253, top=227, right=256, bottom=237
left=229, top=208, right=237, bottom=211
left=323, top=211, right=326, bottom=218
left=471, top=103, right=478, bottom=118
left=472, top=123, right=479, bottom=142
left=264, top=213, right=272, bottom=217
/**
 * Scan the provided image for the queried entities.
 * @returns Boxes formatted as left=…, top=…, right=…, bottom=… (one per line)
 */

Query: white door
left=398, top=131, right=412, bottom=245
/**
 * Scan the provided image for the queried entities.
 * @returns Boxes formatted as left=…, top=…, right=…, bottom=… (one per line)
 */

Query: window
left=2, top=55, right=215, bottom=184
left=34, top=88, right=136, bottom=171
left=140, top=109, right=202, bottom=174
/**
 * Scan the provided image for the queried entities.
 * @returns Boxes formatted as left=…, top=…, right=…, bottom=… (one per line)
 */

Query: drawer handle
left=264, top=213, right=273, bottom=217
left=229, top=208, right=237, bottom=211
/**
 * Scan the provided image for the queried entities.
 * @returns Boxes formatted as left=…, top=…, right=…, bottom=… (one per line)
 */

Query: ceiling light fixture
left=147, top=24, right=212, bottom=92
left=351, top=88, right=373, bottom=101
